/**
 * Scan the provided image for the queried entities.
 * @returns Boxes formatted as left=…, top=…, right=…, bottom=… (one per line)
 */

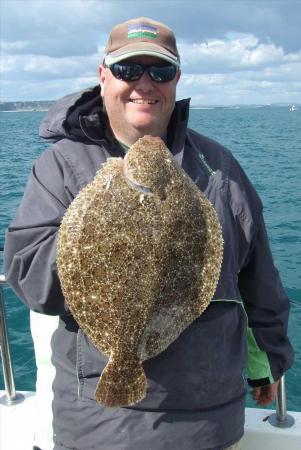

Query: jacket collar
left=167, top=98, right=190, bottom=165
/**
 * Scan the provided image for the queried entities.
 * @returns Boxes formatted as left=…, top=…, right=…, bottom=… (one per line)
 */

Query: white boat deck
left=243, top=407, right=301, bottom=450
left=1, top=390, right=301, bottom=450
left=0, top=391, right=38, bottom=450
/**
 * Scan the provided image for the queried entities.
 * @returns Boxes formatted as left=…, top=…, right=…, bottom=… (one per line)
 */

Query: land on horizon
left=0, top=101, right=55, bottom=112
left=0, top=100, right=299, bottom=112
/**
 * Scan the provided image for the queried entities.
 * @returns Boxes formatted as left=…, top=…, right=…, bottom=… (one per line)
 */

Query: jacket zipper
left=197, top=152, right=216, bottom=176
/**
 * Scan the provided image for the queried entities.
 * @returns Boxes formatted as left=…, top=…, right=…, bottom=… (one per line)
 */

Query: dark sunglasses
left=106, top=62, right=178, bottom=83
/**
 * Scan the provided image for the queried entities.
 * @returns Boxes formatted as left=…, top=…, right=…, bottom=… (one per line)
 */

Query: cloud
left=2, top=1, right=301, bottom=56
left=1, top=76, right=99, bottom=102
left=173, top=32, right=301, bottom=104
left=1, top=52, right=104, bottom=80
left=168, top=0, right=301, bottom=53
left=177, top=62, right=301, bottom=106
left=1, top=0, right=300, bottom=103
left=179, top=33, right=301, bottom=74
left=1, top=1, right=111, bottom=57
left=1, top=40, right=31, bottom=52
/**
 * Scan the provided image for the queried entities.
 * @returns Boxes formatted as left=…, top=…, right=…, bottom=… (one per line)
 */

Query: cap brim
left=104, top=42, right=180, bottom=67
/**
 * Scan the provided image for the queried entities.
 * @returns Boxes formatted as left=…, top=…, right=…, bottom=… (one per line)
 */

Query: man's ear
left=176, top=69, right=181, bottom=84
left=98, top=65, right=106, bottom=95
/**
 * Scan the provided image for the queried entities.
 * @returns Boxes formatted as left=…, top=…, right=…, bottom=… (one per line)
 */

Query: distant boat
left=289, top=104, right=297, bottom=111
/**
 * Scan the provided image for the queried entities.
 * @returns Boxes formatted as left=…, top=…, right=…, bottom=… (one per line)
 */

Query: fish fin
left=95, top=356, right=147, bottom=407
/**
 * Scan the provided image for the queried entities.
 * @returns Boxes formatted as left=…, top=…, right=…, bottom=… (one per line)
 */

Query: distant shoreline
left=0, top=103, right=299, bottom=113
left=0, top=101, right=54, bottom=112
left=0, top=109, right=50, bottom=113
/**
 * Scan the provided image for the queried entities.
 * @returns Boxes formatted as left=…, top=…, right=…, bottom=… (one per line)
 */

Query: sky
left=1, top=0, right=301, bottom=105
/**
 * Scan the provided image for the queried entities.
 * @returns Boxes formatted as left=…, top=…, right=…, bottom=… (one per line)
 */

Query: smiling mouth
left=129, top=99, right=159, bottom=105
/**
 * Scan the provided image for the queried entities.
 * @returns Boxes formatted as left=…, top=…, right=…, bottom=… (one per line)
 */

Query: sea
left=0, top=105, right=300, bottom=411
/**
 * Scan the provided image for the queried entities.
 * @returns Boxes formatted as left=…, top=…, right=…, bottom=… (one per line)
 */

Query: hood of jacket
left=39, top=85, right=191, bottom=157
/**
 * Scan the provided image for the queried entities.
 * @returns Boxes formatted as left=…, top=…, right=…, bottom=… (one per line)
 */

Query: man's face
left=99, top=55, right=180, bottom=146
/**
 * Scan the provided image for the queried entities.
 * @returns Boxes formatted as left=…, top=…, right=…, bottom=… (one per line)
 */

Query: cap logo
left=128, top=23, right=158, bottom=40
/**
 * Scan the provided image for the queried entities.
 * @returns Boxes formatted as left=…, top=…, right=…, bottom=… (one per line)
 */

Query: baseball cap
left=103, top=17, right=180, bottom=67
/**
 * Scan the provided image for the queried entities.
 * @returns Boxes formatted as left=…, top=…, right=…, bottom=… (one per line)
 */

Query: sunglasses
left=106, top=62, right=178, bottom=83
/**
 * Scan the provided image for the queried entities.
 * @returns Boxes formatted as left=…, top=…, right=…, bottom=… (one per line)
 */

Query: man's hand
left=252, top=380, right=280, bottom=406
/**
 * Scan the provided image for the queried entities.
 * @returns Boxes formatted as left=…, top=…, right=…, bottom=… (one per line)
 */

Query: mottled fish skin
left=56, top=136, right=223, bottom=407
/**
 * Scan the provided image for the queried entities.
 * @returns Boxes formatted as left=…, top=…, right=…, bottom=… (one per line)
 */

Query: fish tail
left=95, top=355, right=147, bottom=407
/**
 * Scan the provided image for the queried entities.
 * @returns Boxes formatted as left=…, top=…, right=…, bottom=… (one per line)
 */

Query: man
left=4, top=17, right=293, bottom=450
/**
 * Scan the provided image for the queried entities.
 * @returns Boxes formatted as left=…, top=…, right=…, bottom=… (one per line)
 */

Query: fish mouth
left=123, top=152, right=153, bottom=195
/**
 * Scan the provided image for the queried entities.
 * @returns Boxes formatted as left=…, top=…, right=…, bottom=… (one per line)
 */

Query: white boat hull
left=1, top=391, right=301, bottom=450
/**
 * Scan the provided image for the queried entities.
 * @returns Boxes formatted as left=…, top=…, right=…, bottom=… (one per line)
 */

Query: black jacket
left=4, top=86, right=294, bottom=450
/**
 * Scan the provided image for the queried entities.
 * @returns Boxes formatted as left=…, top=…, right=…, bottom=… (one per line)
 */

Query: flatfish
left=56, top=136, right=223, bottom=407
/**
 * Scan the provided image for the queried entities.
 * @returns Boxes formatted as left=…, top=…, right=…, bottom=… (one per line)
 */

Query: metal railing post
left=268, top=375, right=295, bottom=428
left=0, top=274, right=24, bottom=405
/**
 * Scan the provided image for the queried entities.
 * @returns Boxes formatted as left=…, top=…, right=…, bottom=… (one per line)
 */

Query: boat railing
left=268, top=376, right=295, bottom=428
left=0, top=273, right=296, bottom=426
left=0, top=273, right=24, bottom=405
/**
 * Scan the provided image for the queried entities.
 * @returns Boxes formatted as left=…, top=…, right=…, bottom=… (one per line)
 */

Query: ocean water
left=0, top=106, right=300, bottom=411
